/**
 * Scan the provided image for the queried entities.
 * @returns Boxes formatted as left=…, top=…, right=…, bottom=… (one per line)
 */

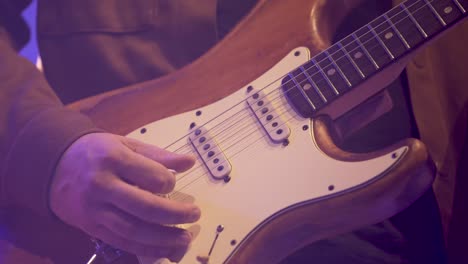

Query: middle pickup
left=247, top=90, right=291, bottom=144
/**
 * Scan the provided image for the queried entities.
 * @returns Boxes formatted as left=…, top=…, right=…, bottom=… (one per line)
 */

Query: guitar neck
left=283, top=0, right=468, bottom=117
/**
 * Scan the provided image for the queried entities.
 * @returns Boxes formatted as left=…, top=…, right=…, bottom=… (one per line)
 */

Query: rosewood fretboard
left=283, top=0, right=468, bottom=117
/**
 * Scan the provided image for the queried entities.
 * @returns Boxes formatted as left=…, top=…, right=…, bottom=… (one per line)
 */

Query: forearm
left=0, top=26, right=100, bottom=217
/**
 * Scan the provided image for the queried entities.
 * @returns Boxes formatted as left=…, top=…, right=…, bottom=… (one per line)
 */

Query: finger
left=118, top=150, right=176, bottom=194
left=106, top=179, right=201, bottom=225
left=100, top=206, right=192, bottom=247
left=122, top=137, right=195, bottom=172
left=93, top=225, right=188, bottom=261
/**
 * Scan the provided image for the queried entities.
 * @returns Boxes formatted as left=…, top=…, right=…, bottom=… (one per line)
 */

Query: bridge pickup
left=189, top=126, right=232, bottom=181
left=247, top=90, right=290, bottom=143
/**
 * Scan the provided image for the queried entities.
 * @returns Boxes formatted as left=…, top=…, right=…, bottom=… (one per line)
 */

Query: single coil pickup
left=246, top=90, right=291, bottom=143
left=189, top=126, right=232, bottom=180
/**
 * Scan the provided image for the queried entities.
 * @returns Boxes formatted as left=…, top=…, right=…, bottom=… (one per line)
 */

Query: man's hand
left=50, top=133, right=200, bottom=262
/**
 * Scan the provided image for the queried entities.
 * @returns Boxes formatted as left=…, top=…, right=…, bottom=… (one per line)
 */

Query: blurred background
left=20, top=0, right=38, bottom=63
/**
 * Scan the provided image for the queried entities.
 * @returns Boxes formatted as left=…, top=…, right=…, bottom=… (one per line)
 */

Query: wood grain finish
left=68, top=0, right=365, bottom=135
left=2, top=0, right=440, bottom=263
left=227, top=118, right=434, bottom=263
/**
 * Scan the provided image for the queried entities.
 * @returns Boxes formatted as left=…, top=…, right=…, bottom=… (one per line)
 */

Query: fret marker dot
left=354, top=52, right=363, bottom=59
left=444, top=6, right=453, bottom=14
left=384, top=32, right=393, bottom=40
left=327, top=69, right=336, bottom=76
left=302, top=83, right=312, bottom=91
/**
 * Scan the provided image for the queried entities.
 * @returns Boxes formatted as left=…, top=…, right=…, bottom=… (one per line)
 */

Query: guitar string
left=158, top=0, right=441, bottom=156
left=132, top=1, right=450, bottom=193
left=168, top=8, right=447, bottom=196
left=168, top=0, right=446, bottom=156
left=169, top=102, right=335, bottom=200
left=170, top=6, right=446, bottom=171
left=188, top=6, right=447, bottom=160
left=171, top=22, right=447, bottom=198
left=88, top=1, right=452, bottom=259
left=164, top=1, right=450, bottom=192
left=169, top=106, right=301, bottom=200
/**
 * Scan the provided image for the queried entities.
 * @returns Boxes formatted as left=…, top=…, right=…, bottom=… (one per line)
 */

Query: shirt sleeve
left=0, top=24, right=101, bottom=218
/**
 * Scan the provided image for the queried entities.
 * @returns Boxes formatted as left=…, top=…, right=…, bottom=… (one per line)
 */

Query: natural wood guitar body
left=69, top=0, right=394, bottom=134
left=1, top=0, right=439, bottom=263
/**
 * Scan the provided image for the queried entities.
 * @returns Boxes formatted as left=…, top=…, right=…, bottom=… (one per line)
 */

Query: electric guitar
left=3, top=0, right=467, bottom=263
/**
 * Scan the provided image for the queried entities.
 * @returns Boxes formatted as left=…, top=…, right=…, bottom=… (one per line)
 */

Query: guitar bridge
left=247, top=89, right=291, bottom=143
left=189, top=126, right=232, bottom=181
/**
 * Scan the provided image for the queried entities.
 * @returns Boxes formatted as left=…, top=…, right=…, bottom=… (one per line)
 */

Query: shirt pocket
left=38, top=0, right=157, bottom=35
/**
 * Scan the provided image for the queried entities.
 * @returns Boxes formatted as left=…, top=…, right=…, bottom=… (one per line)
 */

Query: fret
left=388, top=5, right=426, bottom=47
left=300, top=67, right=328, bottom=104
left=430, top=0, right=464, bottom=25
left=287, top=72, right=319, bottom=109
left=404, top=0, right=444, bottom=36
left=303, top=61, right=339, bottom=101
left=383, top=14, right=410, bottom=49
left=453, top=0, right=467, bottom=13
left=334, top=42, right=365, bottom=80
left=323, top=51, right=352, bottom=87
left=368, top=25, right=395, bottom=60
left=311, top=59, right=340, bottom=95
left=401, top=3, right=428, bottom=38
left=340, top=35, right=377, bottom=77
left=355, top=26, right=392, bottom=68
left=371, top=16, right=408, bottom=58
left=281, top=75, right=316, bottom=117
left=311, top=59, right=339, bottom=95
left=284, top=0, right=468, bottom=118
left=289, top=73, right=318, bottom=110
left=424, top=0, right=447, bottom=25
left=352, top=34, right=379, bottom=70
left=315, top=52, right=351, bottom=94
left=291, top=67, right=326, bottom=107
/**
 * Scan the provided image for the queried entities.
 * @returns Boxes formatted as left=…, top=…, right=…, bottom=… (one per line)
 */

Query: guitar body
left=1, top=0, right=441, bottom=263
left=129, top=48, right=430, bottom=264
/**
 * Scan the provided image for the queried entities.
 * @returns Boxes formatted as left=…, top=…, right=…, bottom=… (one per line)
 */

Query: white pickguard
left=127, top=48, right=407, bottom=264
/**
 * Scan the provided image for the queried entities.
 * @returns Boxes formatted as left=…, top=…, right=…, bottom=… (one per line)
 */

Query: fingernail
left=190, top=206, right=201, bottom=222
left=178, top=231, right=192, bottom=246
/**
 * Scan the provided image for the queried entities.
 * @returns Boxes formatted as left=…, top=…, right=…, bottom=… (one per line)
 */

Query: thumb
left=121, top=137, right=196, bottom=172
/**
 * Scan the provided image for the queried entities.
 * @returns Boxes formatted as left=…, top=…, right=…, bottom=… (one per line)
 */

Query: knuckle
left=86, top=173, right=112, bottom=196
left=159, top=173, right=176, bottom=193
left=94, top=145, right=129, bottom=168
